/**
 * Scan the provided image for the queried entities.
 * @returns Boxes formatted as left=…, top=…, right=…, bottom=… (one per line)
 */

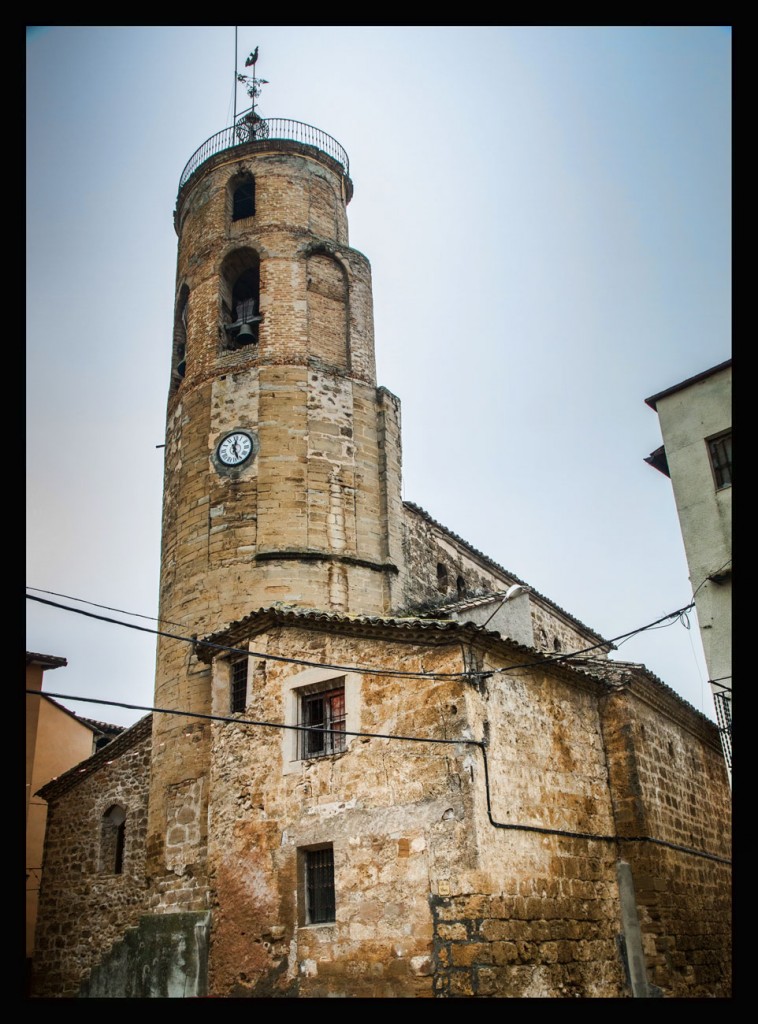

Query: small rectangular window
left=299, top=684, right=346, bottom=759
left=230, top=657, right=248, bottom=713
left=232, top=180, right=255, bottom=221
left=305, top=846, right=335, bottom=924
left=708, top=431, right=732, bottom=488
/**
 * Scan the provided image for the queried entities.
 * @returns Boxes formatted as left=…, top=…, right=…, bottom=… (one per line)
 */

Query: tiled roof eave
left=36, top=714, right=153, bottom=802
left=195, top=606, right=494, bottom=661
left=194, top=606, right=616, bottom=696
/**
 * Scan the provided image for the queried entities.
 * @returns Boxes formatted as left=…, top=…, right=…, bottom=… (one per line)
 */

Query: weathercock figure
left=236, top=45, right=268, bottom=142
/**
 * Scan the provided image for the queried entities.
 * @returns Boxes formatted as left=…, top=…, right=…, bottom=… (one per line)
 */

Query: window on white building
left=707, top=431, right=732, bottom=489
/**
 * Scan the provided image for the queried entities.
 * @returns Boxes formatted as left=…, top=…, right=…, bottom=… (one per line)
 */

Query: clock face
left=217, top=431, right=254, bottom=466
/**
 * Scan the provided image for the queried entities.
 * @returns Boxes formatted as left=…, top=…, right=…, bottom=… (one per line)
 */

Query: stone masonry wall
left=203, top=625, right=626, bottom=997
left=599, top=686, right=731, bottom=997
left=530, top=602, right=597, bottom=658
left=431, top=845, right=625, bottom=998
left=32, top=717, right=152, bottom=998
left=205, top=627, right=478, bottom=997
left=201, top=621, right=730, bottom=998
left=401, top=505, right=507, bottom=610
left=401, top=504, right=604, bottom=657
left=428, top=654, right=628, bottom=998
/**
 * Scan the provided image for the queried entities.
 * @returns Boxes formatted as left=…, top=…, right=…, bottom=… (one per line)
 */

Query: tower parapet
left=177, top=117, right=353, bottom=200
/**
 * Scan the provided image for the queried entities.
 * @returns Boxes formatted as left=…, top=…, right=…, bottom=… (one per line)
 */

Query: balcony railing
left=179, top=116, right=350, bottom=190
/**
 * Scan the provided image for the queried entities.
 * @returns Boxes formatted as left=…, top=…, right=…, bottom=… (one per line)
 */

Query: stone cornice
left=254, top=550, right=398, bottom=574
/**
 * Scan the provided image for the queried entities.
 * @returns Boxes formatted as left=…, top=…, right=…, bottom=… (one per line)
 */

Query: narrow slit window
left=100, top=805, right=126, bottom=875
left=171, top=286, right=189, bottom=391
left=230, top=657, right=248, bottom=713
left=437, top=563, right=448, bottom=593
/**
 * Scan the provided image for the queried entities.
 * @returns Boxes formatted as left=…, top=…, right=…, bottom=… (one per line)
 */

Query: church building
left=31, top=71, right=731, bottom=999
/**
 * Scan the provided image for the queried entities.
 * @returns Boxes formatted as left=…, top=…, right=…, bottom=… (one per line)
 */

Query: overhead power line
left=26, top=593, right=467, bottom=681
left=27, top=589, right=696, bottom=683
left=27, top=687, right=731, bottom=867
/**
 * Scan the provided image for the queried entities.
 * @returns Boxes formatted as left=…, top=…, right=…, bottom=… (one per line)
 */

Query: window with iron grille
left=299, top=683, right=346, bottom=759
left=707, top=431, right=732, bottom=489
left=230, top=657, right=248, bottom=713
left=304, top=846, right=335, bottom=924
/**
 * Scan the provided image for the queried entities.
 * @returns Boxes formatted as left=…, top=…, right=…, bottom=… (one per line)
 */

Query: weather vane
left=236, top=46, right=270, bottom=142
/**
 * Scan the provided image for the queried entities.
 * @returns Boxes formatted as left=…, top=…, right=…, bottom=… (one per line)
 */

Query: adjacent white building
left=645, top=359, right=732, bottom=778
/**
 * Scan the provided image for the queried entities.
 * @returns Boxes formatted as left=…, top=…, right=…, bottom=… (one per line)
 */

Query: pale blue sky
left=26, top=26, right=731, bottom=726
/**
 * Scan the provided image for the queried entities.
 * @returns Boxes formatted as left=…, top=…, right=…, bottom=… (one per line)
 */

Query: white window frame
left=282, top=667, right=361, bottom=775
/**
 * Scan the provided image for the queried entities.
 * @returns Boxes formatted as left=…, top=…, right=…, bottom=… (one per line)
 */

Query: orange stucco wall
left=27, top=676, right=97, bottom=958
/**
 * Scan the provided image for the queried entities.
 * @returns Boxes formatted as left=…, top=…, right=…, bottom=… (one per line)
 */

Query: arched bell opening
left=220, top=248, right=262, bottom=349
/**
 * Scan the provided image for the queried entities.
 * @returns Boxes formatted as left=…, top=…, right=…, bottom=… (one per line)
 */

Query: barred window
left=708, top=431, right=732, bottom=489
left=304, top=846, right=335, bottom=924
left=282, top=670, right=358, bottom=773
left=230, top=657, right=248, bottom=713
left=299, top=684, right=346, bottom=759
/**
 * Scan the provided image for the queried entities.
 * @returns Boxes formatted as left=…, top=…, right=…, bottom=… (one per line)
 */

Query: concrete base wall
left=79, top=912, right=211, bottom=998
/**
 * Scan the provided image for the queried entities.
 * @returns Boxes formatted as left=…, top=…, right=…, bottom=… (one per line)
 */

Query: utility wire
left=489, top=601, right=695, bottom=675
left=27, top=590, right=697, bottom=684
left=30, top=690, right=470, bottom=747
left=692, top=559, right=732, bottom=601
left=26, top=586, right=189, bottom=631
left=26, top=594, right=467, bottom=681
left=28, top=688, right=731, bottom=866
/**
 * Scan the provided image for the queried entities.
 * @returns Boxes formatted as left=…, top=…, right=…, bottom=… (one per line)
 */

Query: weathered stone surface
left=31, top=131, right=731, bottom=1001
left=32, top=718, right=152, bottom=997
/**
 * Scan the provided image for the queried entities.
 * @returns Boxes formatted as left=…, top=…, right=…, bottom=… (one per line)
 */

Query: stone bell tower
left=146, top=62, right=404, bottom=897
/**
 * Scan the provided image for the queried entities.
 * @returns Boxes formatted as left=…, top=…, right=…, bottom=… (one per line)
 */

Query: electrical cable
left=30, top=690, right=468, bottom=747
left=692, top=559, right=732, bottom=601
left=27, top=594, right=466, bottom=681
left=488, top=601, right=695, bottom=675
left=26, top=586, right=189, bottom=631
left=28, top=688, right=731, bottom=866
left=27, top=590, right=698, bottom=684
left=614, top=606, right=690, bottom=648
